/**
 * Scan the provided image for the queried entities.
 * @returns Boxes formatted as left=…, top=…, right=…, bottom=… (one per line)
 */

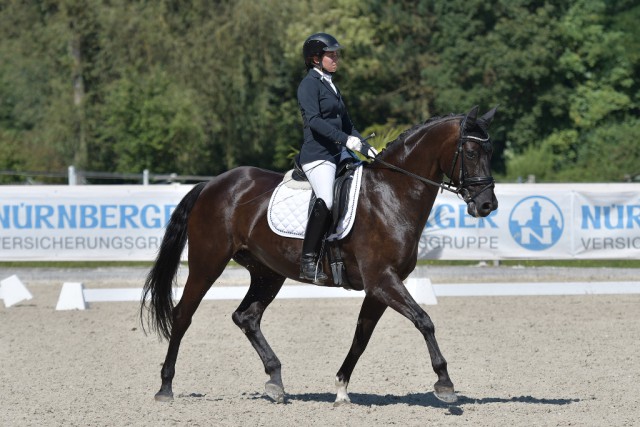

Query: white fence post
left=68, top=166, right=77, bottom=186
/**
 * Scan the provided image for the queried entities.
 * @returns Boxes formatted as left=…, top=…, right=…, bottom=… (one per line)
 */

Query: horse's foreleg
left=231, top=272, right=286, bottom=403
left=335, top=295, right=387, bottom=406
left=374, top=273, right=457, bottom=404
left=155, top=275, right=212, bottom=402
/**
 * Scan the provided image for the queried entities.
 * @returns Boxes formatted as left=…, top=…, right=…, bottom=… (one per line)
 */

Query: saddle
left=292, top=155, right=361, bottom=288
left=292, top=155, right=359, bottom=234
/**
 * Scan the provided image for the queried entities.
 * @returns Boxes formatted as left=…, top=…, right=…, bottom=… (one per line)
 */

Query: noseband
left=373, top=117, right=495, bottom=202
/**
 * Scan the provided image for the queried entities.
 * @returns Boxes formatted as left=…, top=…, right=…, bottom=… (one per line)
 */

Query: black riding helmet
left=302, top=33, right=342, bottom=70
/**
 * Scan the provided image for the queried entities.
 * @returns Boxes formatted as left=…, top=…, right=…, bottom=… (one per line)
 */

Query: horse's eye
left=465, top=150, right=477, bottom=160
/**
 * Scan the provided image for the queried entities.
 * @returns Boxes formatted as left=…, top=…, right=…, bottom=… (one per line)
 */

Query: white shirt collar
left=313, top=68, right=337, bottom=93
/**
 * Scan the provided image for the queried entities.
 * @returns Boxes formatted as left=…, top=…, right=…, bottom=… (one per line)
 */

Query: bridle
left=372, top=117, right=495, bottom=203
left=444, top=116, right=495, bottom=204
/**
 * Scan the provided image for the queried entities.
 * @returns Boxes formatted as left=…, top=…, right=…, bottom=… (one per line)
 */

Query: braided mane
left=383, top=113, right=461, bottom=150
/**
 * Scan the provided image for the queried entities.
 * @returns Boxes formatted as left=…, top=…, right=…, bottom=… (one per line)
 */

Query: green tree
left=504, top=0, right=639, bottom=181
left=96, top=69, right=207, bottom=174
left=423, top=1, right=571, bottom=174
left=1, top=0, right=638, bottom=183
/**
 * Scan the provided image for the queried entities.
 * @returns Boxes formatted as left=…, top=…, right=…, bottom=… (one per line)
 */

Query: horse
left=140, top=105, right=498, bottom=405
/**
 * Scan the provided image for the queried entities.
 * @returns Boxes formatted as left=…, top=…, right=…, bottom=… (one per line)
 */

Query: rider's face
left=321, top=51, right=339, bottom=73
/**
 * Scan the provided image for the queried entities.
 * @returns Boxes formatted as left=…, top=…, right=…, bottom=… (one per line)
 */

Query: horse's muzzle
left=462, top=179, right=498, bottom=218
left=466, top=195, right=498, bottom=218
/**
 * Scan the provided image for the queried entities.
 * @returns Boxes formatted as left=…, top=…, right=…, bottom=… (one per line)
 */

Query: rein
left=372, top=157, right=460, bottom=195
left=239, top=116, right=495, bottom=206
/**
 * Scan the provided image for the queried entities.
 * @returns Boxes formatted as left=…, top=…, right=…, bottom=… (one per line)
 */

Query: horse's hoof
left=334, top=378, right=351, bottom=407
left=433, top=385, right=457, bottom=404
left=154, top=391, right=174, bottom=402
left=333, top=397, right=351, bottom=407
left=264, top=380, right=285, bottom=403
left=434, top=390, right=457, bottom=404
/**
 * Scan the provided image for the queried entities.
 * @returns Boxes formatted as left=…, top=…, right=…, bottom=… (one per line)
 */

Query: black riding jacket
left=297, top=69, right=362, bottom=165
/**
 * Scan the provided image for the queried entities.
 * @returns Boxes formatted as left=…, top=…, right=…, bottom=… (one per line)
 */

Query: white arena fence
left=2, top=274, right=639, bottom=310
left=0, top=183, right=639, bottom=261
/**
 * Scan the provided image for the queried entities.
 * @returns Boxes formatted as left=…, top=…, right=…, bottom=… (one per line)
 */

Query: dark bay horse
left=141, top=106, right=498, bottom=405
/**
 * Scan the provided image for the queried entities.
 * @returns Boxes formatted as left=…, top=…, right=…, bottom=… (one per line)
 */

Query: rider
left=297, top=32, right=378, bottom=284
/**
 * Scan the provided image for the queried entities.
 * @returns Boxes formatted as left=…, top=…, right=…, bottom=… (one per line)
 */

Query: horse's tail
left=140, top=181, right=207, bottom=341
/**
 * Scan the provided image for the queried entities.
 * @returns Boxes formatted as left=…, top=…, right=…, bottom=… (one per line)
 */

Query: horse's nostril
left=476, top=201, right=496, bottom=217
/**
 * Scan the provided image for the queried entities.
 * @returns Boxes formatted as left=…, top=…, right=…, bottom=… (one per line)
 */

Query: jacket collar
left=309, top=68, right=340, bottom=98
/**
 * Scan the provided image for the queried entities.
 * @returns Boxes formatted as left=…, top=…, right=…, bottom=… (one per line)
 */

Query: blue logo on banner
left=509, top=196, right=564, bottom=250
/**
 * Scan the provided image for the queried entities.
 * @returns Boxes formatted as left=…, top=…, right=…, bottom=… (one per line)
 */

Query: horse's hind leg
left=231, top=257, right=286, bottom=403
left=155, top=263, right=226, bottom=402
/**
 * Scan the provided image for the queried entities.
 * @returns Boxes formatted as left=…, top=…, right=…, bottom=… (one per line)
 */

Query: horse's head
left=447, top=106, right=499, bottom=218
left=372, top=106, right=498, bottom=218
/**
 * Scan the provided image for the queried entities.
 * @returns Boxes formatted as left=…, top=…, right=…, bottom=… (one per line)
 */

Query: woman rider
left=297, top=32, right=378, bottom=284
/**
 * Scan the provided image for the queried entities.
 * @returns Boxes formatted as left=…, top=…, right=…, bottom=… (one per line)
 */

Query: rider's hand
left=345, top=136, right=363, bottom=152
left=346, top=136, right=378, bottom=159
left=363, top=144, right=379, bottom=159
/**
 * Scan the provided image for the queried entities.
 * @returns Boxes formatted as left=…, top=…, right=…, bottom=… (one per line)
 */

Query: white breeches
left=302, top=160, right=336, bottom=210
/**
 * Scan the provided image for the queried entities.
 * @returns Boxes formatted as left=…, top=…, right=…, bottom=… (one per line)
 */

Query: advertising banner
left=419, top=183, right=640, bottom=260
left=0, top=185, right=190, bottom=261
left=1, top=183, right=639, bottom=261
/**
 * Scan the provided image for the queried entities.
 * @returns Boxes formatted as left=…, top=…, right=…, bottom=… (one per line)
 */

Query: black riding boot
left=300, top=198, right=330, bottom=284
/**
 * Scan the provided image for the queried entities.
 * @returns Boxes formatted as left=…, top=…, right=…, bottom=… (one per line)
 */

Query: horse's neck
left=371, top=119, right=459, bottom=225
left=386, top=120, right=456, bottom=174
left=406, top=119, right=458, bottom=178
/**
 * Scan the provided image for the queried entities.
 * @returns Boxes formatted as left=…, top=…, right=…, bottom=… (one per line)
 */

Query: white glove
left=365, top=145, right=379, bottom=158
left=346, top=136, right=378, bottom=159
left=345, top=136, right=362, bottom=152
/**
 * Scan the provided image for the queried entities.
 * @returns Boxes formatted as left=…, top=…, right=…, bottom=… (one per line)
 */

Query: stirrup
left=300, top=268, right=328, bottom=283
left=300, top=260, right=328, bottom=284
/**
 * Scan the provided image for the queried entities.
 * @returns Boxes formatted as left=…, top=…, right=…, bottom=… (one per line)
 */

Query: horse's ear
left=480, top=105, right=499, bottom=126
left=466, top=105, right=479, bottom=123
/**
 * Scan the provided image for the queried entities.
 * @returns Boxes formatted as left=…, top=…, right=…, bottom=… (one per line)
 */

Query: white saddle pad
left=267, top=165, right=363, bottom=240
